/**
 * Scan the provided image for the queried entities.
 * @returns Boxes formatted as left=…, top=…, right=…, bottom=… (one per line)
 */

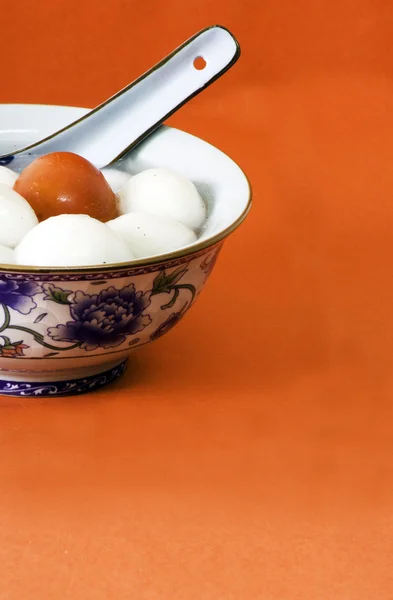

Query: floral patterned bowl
left=0, top=104, right=251, bottom=397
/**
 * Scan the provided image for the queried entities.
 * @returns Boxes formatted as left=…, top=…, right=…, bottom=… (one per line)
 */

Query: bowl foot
left=0, top=359, right=127, bottom=397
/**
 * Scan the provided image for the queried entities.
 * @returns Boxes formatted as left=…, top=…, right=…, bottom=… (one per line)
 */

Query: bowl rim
left=0, top=104, right=252, bottom=274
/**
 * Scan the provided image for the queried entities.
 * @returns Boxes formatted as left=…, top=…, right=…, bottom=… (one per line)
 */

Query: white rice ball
left=0, top=166, right=18, bottom=187
left=15, top=214, right=134, bottom=267
left=101, top=168, right=131, bottom=192
left=0, top=244, right=15, bottom=265
left=107, top=212, right=197, bottom=259
left=0, top=183, right=38, bottom=248
left=118, top=168, right=206, bottom=230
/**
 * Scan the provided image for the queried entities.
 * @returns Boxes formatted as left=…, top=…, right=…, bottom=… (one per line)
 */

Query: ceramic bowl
left=0, top=104, right=251, bottom=397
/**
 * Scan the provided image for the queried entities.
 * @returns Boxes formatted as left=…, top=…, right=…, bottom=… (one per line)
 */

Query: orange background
left=1, top=0, right=393, bottom=598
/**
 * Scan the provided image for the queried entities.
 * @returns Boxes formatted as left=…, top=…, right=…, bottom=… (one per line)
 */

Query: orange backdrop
left=1, top=1, right=393, bottom=598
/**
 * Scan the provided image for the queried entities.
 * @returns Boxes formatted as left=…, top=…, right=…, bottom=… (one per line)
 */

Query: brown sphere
left=13, top=152, right=118, bottom=222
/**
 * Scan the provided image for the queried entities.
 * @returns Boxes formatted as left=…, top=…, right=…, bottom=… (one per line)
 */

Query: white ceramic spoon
left=0, top=25, right=239, bottom=171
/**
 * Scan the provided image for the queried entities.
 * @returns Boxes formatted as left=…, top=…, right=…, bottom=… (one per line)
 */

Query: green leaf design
left=173, top=283, right=197, bottom=305
left=151, top=270, right=168, bottom=295
left=151, top=267, right=189, bottom=296
left=161, top=287, right=180, bottom=310
left=43, top=284, right=72, bottom=305
left=165, top=267, right=188, bottom=286
left=8, top=325, right=80, bottom=351
left=34, top=313, right=47, bottom=323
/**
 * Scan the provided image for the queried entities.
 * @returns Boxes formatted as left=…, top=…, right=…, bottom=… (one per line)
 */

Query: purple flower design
left=150, top=312, right=183, bottom=341
left=48, top=284, right=151, bottom=351
left=0, top=280, right=40, bottom=315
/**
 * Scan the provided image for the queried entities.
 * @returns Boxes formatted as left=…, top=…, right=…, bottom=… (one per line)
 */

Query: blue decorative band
left=0, top=360, right=127, bottom=397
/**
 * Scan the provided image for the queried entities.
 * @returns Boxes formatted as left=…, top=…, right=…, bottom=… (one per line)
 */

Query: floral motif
left=0, top=340, right=28, bottom=357
left=43, top=283, right=72, bottom=304
left=0, top=280, right=40, bottom=315
left=0, top=257, right=199, bottom=358
left=150, top=312, right=184, bottom=341
left=48, top=284, right=152, bottom=351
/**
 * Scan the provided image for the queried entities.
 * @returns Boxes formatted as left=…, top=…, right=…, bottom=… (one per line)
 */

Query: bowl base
left=0, top=359, right=127, bottom=397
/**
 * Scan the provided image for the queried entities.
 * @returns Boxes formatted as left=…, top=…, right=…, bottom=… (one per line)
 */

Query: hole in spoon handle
left=193, top=56, right=207, bottom=70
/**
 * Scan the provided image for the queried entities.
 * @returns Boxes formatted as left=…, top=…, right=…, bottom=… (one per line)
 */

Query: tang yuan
left=0, top=184, right=38, bottom=248
left=15, top=214, right=134, bottom=267
left=101, top=167, right=131, bottom=193
left=8, top=151, right=206, bottom=266
left=13, top=152, right=118, bottom=223
left=117, top=168, right=206, bottom=230
left=107, top=212, right=197, bottom=259
left=0, top=244, right=15, bottom=264
left=0, top=166, right=18, bottom=187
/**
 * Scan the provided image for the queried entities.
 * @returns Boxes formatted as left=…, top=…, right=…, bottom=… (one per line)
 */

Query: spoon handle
left=7, top=26, right=239, bottom=169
